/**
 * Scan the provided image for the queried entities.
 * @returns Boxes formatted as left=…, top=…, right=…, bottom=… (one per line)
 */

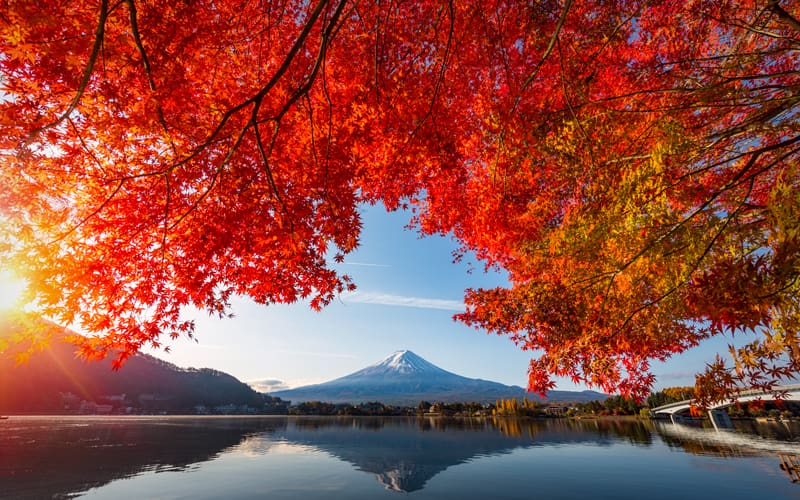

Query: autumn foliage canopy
left=1, top=0, right=799, bottom=402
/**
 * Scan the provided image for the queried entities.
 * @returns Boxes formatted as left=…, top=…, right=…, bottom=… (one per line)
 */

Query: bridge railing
left=651, top=401, right=693, bottom=413
left=651, top=384, right=800, bottom=415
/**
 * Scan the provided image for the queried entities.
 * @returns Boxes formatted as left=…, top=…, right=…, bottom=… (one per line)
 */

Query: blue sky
left=143, top=204, right=749, bottom=395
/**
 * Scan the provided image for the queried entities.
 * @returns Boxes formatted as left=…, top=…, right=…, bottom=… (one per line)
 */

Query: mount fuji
left=270, top=350, right=605, bottom=406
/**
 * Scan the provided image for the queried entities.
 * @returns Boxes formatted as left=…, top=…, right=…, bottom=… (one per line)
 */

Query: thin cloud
left=655, top=370, right=698, bottom=381
left=250, top=377, right=326, bottom=391
left=341, top=291, right=464, bottom=311
left=248, top=379, right=290, bottom=392
left=343, top=261, right=392, bottom=268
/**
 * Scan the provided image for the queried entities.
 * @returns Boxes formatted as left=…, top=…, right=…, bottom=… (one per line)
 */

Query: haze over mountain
left=271, top=350, right=606, bottom=405
left=0, top=320, right=264, bottom=413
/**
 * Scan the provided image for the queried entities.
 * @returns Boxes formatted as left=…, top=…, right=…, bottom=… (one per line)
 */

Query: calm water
left=1, top=416, right=798, bottom=499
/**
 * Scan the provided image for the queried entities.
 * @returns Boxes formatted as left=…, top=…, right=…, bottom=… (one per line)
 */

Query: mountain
left=271, top=350, right=605, bottom=405
left=0, top=320, right=264, bottom=413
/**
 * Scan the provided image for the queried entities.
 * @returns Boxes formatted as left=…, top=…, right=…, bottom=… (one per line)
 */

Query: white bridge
left=651, top=384, right=800, bottom=429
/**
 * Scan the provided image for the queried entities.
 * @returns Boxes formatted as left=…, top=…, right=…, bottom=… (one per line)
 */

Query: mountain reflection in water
left=278, top=417, right=654, bottom=492
left=0, top=416, right=798, bottom=498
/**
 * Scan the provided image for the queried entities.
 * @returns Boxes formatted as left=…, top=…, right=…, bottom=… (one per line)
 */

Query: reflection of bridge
left=654, top=421, right=800, bottom=455
left=652, top=384, right=800, bottom=429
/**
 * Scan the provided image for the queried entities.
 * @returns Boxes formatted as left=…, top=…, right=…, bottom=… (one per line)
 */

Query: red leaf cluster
left=2, top=0, right=799, bottom=401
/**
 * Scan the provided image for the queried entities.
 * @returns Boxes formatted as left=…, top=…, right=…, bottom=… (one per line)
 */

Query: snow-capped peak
left=384, top=350, right=418, bottom=372
left=366, top=350, right=445, bottom=375
left=325, top=350, right=457, bottom=382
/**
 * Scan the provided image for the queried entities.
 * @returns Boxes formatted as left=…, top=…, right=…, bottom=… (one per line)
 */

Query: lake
left=1, top=416, right=798, bottom=499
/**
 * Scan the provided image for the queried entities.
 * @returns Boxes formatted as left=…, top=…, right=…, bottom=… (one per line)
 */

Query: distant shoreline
left=2, top=413, right=792, bottom=424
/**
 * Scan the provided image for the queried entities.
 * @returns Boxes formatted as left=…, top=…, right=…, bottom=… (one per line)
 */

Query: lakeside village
left=49, top=387, right=800, bottom=422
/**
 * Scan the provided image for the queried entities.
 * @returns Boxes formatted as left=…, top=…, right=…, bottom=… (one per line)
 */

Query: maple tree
left=1, top=0, right=798, bottom=403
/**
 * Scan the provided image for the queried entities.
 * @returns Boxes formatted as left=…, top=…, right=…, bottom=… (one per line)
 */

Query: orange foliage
left=1, top=0, right=799, bottom=402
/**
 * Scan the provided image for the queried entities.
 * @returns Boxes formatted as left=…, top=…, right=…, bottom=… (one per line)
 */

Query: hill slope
left=0, top=322, right=263, bottom=413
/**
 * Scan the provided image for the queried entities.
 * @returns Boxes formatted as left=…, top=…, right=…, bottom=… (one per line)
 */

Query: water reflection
left=283, top=417, right=535, bottom=492
left=654, top=420, right=800, bottom=457
left=277, top=416, right=664, bottom=491
left=1, top=416, right=797, bottom=498
left=0, top=416, right=286, bottom=499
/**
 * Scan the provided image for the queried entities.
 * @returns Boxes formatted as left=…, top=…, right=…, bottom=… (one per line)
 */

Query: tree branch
left=25, top=0, right=109, bottom=145
left=769, top=0, right=800, bottom=33
left=514, top=0, right=573, bottom=108
left=125, top=0, right=177, bottom=155
left=50, top=179, right=125, bottom=244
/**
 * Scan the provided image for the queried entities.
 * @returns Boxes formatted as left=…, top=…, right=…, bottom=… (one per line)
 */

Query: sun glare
left=0, top=270, right=27, bottom=311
